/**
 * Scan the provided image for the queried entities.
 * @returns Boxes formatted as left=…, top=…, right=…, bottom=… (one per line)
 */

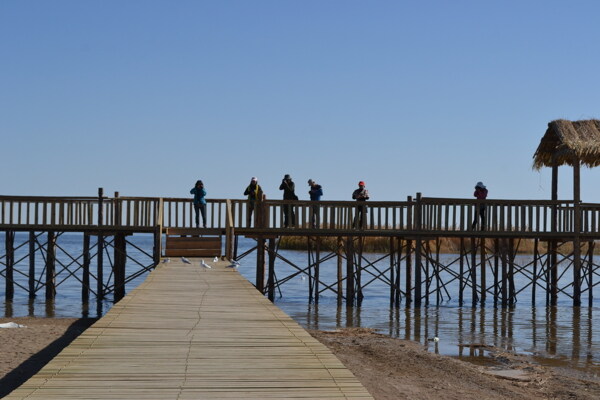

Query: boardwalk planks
left=6, top=259, right=373, bottom=400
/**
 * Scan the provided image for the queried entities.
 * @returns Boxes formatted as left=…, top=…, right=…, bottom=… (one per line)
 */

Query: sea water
left=1, top=233, right=598, bottom=371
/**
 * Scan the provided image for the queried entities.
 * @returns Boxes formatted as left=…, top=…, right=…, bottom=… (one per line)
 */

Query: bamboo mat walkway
left=7, top=258, right=373, bottom=399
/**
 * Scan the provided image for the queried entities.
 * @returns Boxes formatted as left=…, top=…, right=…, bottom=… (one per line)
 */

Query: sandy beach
left=2, top=317, right=600, bottom=399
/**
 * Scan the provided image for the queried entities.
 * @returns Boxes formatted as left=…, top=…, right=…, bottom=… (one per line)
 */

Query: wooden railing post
left=97, top=188, right=104, bottom=299
left=154, top=198, right=164, bottom=264
left=225, top=199, right=235, bottom=260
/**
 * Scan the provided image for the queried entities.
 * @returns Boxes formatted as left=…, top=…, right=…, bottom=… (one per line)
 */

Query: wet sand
left=1, top=318, right=600, bottom=399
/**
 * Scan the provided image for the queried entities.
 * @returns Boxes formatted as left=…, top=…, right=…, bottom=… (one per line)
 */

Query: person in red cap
left=352, top=181, right=370, bottom=228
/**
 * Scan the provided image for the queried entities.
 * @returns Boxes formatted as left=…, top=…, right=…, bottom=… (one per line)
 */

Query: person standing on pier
left=352, top=181, right=370, bottom=229
left=244, top=177, right=262, bottom=227
left=279, top=174, right=297, bottom=228
left=472, top=181, right=488, bottom=230
left=190, top=180, right=207, bottom=228
left=308, top=179, right=323, bottom=228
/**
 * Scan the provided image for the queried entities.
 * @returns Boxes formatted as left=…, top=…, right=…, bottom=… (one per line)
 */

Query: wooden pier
left=5, top=258, right=372, bottom=399
left=1, top=190, right=599, bottom=309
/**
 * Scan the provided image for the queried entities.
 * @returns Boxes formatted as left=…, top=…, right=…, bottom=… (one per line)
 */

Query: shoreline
left=1, top=317, right=599, bottom=399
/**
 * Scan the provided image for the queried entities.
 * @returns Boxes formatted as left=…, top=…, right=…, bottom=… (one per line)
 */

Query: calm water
left=1, top=233, right=599, bottom=371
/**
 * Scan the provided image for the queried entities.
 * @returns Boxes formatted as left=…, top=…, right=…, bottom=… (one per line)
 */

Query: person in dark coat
left=308, top=179, right=323, bottom=228
left=190, top=180, right=207, bottom=228
left=244, top=177, right=262, bottom=227
left=472, top=181, right=488, bottom=230
left=279, top=174, right=297, bottom=227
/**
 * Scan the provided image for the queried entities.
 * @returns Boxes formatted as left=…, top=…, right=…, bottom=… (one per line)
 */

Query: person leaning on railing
left=308, top=179, right=323, bottom=228
left=472, top=181, right=488, bottom=230
left=190, top=180, right=207, bottom=228
left=244, top=177, right=263, bottom=227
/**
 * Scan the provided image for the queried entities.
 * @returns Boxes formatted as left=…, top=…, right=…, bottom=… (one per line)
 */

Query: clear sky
left=2, top=1, right=600, bottom=202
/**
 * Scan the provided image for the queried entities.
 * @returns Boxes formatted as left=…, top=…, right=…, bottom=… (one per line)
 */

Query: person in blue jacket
left=190, top=180, right=207, bottom=228
left=308, top=179, right=323, bottom=228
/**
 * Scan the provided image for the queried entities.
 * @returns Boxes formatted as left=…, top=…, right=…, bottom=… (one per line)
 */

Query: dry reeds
left=279, top=236, right=599, bottom=255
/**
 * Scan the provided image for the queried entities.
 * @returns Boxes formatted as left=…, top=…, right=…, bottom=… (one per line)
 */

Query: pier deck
left=6, top=259, right=372, bottom=399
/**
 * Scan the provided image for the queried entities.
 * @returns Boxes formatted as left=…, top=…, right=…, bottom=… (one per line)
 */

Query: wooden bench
left=164, top=229, right=222, bottom=257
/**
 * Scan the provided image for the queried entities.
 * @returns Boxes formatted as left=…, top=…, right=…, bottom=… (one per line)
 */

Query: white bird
left=300, top=275, right=306, bottom=281
left=213, top=256, right=218, bottom=263
left=201, top=260, right=212, bottom=269
left=181, top=257, right=191, bottom=264
left=162, top=258, right=170, bottom=263
left=0, top=322, right=27, bottom=328
left=427, top=337, right=440, bottom=342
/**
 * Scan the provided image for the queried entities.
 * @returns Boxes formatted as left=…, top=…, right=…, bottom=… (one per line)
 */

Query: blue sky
left=2, top=1, right=600, bottom=202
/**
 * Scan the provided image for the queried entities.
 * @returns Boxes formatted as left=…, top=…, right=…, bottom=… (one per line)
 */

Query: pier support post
left=405, top=239, right=413, bottom=305
left=356, top=237, right=363, bottom=305
left=5, top=231, right=14, bottom=301
left=337, top=237, right=343, bottom=305
left=395, top=238, right=402, bottom=307
left=459, top=238, right=464, bottom=306
left=82, top=233, right=90, bottom=302
left=414, top=193, right=422, bottom=307
left=573, top=160, right=582, bottom=306
left=470, top=237, right=477, bottom=306
left=588, top=241, right=594, bottom=308
left=267, top=238, right=275, bottom=302
left=346, top=236, right=355, bottom=305
left=480, top=238, right=486, bottom=304
left=113, top=232, right=126, bottom=302
left=45, top=231, right=56, bottom=300
left=389, top=237, right=395, bottom=306
left=315, top=237, right=320, bottom=305
left=29, top=232, right=36, bottom=298
left=256, top=237, right=266, bottom=293
left=508, top=238, right=516, bottom=307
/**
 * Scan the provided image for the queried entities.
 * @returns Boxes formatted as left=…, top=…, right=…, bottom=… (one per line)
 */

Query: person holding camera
left=352, top=181, right=370, bottom=229
left=244, top=177, right=263, bottom=227
left=472, top=181, right=488, bottom=230
left=279, top=174, right=297, bottom=228
left=190, top=180, right=207, bottom=228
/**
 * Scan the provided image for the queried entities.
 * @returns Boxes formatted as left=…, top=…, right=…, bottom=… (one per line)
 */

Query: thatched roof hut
left=533, top=119, right=600, bottom=169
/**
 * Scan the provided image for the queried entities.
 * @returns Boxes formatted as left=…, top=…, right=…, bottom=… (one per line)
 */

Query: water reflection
left=286, top=301, right=600, bottom=371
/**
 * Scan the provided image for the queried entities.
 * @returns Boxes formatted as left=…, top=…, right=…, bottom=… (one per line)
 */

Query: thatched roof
left=533, top=119, right=600, bottom=169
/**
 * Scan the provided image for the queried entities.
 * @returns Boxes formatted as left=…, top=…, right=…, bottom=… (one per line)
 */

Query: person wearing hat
left=279, top=174, right=297, bottom=227
left=308, top=179, right=323, bottom=228
left=190, top=180, right=207, bottom=228
left=244, top=177, right=263, bottom=227
left=352, top=181, right=370, bottom=229
left=472, top=181, right=488, bottom=230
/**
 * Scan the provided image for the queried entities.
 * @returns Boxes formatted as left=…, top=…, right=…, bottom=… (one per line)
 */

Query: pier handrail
left=0, top=194, right=593, bottom=235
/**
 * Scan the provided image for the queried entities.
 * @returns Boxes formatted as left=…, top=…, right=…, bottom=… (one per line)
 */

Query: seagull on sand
left=181, top=257, right=191, bottom=264
left=201, top=259, right=212, bottom=269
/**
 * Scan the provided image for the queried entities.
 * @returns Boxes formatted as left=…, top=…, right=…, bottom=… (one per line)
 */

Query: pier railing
left=0, top=194, right=590, bottom=235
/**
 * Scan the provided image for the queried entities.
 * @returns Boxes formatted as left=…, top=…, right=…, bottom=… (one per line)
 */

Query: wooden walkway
left=7, top=259, right=372, bottom=399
